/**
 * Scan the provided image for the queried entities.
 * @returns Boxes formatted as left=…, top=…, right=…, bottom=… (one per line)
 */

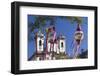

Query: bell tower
left=35, top=31, right=44, bottom=60
left=36, top=31, right=44, bottom=53
left=58, top=35, right=66, bottom=53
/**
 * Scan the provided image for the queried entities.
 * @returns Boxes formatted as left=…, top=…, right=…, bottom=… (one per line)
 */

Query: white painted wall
left=47, top=42, right=51, bottom=52
left=0, top=0, right=99, bottom=76
left=54, top=43, right=57, bottom=52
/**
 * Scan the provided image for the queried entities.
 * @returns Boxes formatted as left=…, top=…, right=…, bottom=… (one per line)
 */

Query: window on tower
left=39, top=40, right=42, bottom=46
left=61, top=42, right=63, bottom=48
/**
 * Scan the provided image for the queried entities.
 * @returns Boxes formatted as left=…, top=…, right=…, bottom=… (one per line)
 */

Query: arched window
left=39, top=40, right=42, bottom=46
left=61, top=42, right=63, bottom=48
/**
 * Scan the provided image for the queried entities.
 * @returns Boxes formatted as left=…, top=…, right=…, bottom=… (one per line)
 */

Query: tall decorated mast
left=45, top=27, right=49, bottom=59
left=73, top=24, right=84, bottom=58
left=45, top=26, right=57, bottom=60
left=45, top=27, right=52, bottom=59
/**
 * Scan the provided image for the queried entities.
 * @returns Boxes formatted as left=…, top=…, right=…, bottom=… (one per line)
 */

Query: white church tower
left=58, top=35, right=66, bottom=53
left=36, top=31, right=44, bottom=53
left=35, top=31, right=44, bottom=60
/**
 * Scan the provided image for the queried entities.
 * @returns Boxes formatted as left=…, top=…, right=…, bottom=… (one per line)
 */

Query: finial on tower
left=76, top=24, right=82, bottom=31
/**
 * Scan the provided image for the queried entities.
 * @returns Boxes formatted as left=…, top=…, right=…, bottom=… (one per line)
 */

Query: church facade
left=29, top=26, right=68, bottom=61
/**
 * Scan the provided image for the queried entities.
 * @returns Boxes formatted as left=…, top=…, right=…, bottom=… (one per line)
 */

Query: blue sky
left=28, top=15, right=88, bottom=59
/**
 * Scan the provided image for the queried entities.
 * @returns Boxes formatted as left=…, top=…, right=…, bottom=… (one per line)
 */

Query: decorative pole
left=73, top=24, right=84, bottom=58
left=34, top=33, right=37, bottom=57
left=45, top=28, right=49, bottom=59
